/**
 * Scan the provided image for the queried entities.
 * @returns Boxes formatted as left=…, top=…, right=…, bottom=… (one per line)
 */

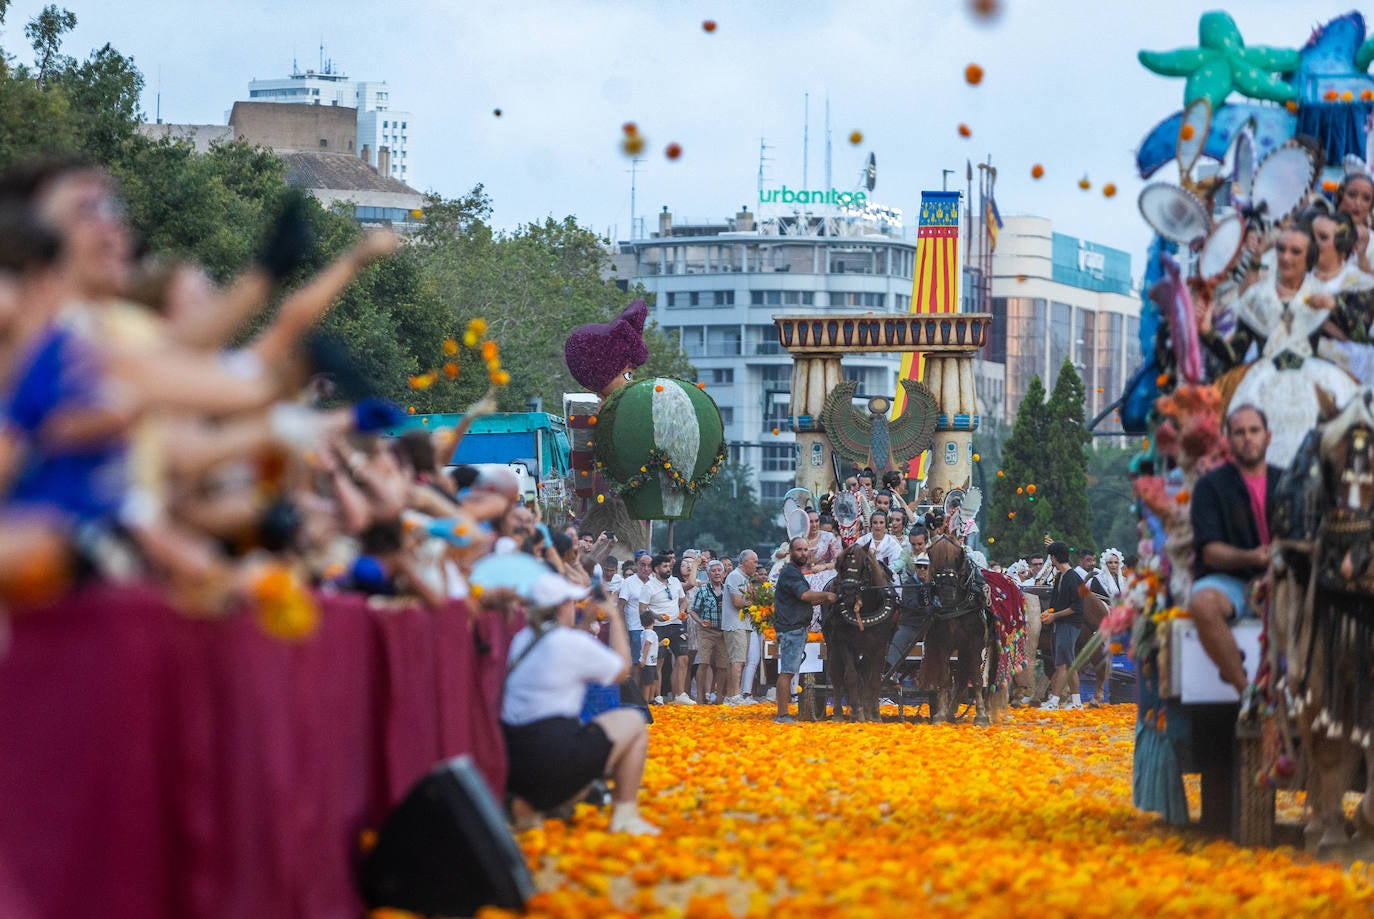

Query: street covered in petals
left=492, top=706, right=1374, bottom=918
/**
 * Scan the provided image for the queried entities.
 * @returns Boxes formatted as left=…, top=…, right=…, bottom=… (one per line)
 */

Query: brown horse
left=921, top=533, right=999, bottom=726
left=823, top=543, right=898, bottom=721
left=1272, top=390, right=1374, bottom=856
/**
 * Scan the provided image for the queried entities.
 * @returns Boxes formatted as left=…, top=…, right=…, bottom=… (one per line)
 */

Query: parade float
left=1124, top=9, right=1374, bottom=851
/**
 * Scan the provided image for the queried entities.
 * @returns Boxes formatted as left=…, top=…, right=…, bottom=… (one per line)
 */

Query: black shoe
left=584, top=779, right=612, bottom=808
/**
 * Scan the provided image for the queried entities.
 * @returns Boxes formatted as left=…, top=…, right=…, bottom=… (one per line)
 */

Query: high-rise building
left=248, top=65, right=414, bottom=186
left=978, top=216, right=1141, bottom=430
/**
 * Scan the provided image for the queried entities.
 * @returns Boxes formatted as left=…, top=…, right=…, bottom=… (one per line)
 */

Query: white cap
left=914, top=553, right=930, bottom=566
left=528, top=572, right=590, bottom=609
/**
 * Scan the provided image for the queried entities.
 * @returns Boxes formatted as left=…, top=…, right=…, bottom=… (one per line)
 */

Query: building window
left=689, top=292, right=700, bottom=306
left=704, top=368, right=734, bottom=384
left=749, top=290, right=783, bottom=306
left=759, top=364, right=790, bottom=385
left=762, top=400, right=790, bottom=432
left=780, top=291, right=814, bottom=305
left=665, top=292, right=676, bottom=307
left=719, top=407, right=734, bottom=426
left=713, top=290, right=734, bottom=306
left=1050, top=302, right=1072, bottom=381
left=760, top=481, right=792, bottom=503
left=762, top=445, right=794, bottom=472
left=319, top=138, right=328, bottom=148
left=384, top=121, right=389, bottom=128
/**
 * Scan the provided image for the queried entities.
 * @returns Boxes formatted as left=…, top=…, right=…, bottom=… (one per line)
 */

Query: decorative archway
left=772, top=312, right=990, bottom=501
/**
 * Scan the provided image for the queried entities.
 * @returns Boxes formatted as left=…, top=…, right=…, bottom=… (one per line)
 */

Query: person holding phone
left=639, top=553, right=690, bottom=704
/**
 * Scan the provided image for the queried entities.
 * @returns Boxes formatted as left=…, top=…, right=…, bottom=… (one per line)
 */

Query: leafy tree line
left=0, top=3, right=693, bottom=415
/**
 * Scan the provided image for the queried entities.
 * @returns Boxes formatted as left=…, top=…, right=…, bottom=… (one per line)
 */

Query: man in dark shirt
left=772, top=537, right=838, bottom=723
left=1188, top=404, right=1280, bottom=694
left=1040, top=541, right=1085, bottom=711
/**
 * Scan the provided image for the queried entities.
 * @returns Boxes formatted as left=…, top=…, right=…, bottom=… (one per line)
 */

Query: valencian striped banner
left=893, top=190, right=961, bottom=480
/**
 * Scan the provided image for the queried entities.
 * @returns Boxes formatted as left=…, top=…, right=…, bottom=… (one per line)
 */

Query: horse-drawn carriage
left=795, top=534, right=1007, bottom=726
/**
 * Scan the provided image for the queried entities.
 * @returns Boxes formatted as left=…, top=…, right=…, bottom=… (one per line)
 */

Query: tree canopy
left=984, top=375, right=1054, bottom=559
left=0, top=4, right=694, bottom=417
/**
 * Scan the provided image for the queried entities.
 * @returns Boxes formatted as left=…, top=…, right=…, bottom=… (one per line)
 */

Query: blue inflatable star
left=1139, top=10, right=1299, bottom=110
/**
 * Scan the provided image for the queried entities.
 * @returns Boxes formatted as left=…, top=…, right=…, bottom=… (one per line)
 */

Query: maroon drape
left=0, top=584, right=517, bottom=919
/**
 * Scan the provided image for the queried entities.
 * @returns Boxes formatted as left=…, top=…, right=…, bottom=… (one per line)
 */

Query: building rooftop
left=281, top=151, right=417, bottom=195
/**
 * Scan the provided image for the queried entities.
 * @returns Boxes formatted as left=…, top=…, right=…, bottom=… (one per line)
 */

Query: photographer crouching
left=501, top=572, right=659, bottom=835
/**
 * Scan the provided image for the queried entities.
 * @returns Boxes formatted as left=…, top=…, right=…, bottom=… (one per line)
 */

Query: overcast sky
left=0, top=1, right=1342, bottom=277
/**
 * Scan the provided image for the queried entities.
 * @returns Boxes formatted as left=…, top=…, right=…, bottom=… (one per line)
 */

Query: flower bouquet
left=742, top=580, right=775, bottom=641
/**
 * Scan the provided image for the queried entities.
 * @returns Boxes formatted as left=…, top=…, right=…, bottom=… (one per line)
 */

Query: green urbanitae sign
left=759, top=186, right=868, bottom=207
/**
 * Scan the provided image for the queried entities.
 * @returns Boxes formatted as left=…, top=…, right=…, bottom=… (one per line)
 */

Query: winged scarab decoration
left=821, top=378, right=939, bottom=474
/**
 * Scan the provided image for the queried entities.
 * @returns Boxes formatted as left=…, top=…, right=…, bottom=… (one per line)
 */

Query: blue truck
left=385, top=412, right=574, bottom=512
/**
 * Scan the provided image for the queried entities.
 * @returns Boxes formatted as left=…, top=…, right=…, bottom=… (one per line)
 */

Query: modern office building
left=247, top=64, right=415, bottom=185
left=981, top=216, right=1141, bottom=429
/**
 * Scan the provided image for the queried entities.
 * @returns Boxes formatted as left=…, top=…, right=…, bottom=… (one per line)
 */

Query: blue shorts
left=1053, top=621, right=1082, bottom=668
left=777, top=628, right=807, bottom=675
left=1191, top=573, right=1255, bottom=620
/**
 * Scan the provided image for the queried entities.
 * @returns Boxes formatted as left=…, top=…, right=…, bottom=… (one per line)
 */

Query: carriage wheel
left=1235, top=728, right=1275, bottom=847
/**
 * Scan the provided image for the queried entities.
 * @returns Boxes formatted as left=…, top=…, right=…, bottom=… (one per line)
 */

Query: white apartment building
left=248, top=68, right=414, bottom=185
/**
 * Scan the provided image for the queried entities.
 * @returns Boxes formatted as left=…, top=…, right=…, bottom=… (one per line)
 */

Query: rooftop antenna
left=627, top=157, right=645, bottom=239
left=319, top=37, right=324, bottom=73
left=757, top=137, right=774, bottom=202
left=292, top=47, right=298, bottom=76
left=802, top=92, right=810, bottom=190
left=824, top=94, right=832, bottom=192
left=155, top=64, right=162, bottom=124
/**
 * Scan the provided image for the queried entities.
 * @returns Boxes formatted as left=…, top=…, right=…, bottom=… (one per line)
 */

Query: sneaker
left=723, top=695, right=747, bottom=706
left=609, top=812, right=661, bottom=836
left=773, top=714, right=797, bottom=724
left=674, top=693, right=697, bottom=705
left=879, top=697, right=896, bottom=707
left=765, top=688, right=777, bottom=702
left=1039, top=699, right=1060, bottom=711
left=652, top=695, right=664, bottom=705
left=1064, top=700, right=1083, bottom=711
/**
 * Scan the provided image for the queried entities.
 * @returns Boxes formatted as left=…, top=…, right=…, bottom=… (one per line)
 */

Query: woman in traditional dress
left=1308, top=211, right=1374, bottom=295
left=1335, top=171, right=1374, bottom=275
left=1201, top=224, right=1360, bottom=467
left=855, top=510, right=903, bottom=573
left=1094, top=548, right=1128, bottom=599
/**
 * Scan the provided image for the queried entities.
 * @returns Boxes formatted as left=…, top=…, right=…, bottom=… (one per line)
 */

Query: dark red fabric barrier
left=0, top=584, right=517, bottom=919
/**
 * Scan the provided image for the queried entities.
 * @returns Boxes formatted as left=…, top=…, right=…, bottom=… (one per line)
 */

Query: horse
left=822, top=543, right=898, bottom=721
left=920, top=533, right=999, bottom=727
left=1271, top=389, right=1374, bottom=856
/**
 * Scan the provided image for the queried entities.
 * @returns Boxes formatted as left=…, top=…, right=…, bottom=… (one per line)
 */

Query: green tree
left=23, top=4, right=75, bottom=86
left=984, top=375, right=1054, bottom=558
left=1042, top=360, right=1093, bottom=553
left=667, top=462, right=783, bottom=556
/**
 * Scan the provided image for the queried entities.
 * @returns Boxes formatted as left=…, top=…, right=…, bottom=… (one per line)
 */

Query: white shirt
left=618, top=574, right=651, bottom=631
left=501, top=625, right=625, bottom=726
left=639, top=628, right=658, bottom=667
left=722, top=568, right=751, bottom=631
left=857, top=532, right=903, bottom=570
left=640, top=575, right=686, bottom=626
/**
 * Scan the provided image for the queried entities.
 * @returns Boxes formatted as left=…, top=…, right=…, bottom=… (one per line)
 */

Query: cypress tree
left=1043, top=360, right=1093, bottom=552
left=985, top=375, right=1055, bottom=559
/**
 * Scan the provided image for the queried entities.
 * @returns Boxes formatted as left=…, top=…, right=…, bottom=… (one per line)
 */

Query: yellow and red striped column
left=893, top=191, right=962, bottom=483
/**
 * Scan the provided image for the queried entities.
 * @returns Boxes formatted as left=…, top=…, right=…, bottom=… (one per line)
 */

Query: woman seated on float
left=1199, top=221, right=1359, bottom=467
left=855, top=510, right=903, bottom=574
left=501, top=573, right=658, bottom=835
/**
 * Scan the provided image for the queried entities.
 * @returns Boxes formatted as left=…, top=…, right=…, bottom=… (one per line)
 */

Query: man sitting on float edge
left=1188, top=404, right=1281, bottom=695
